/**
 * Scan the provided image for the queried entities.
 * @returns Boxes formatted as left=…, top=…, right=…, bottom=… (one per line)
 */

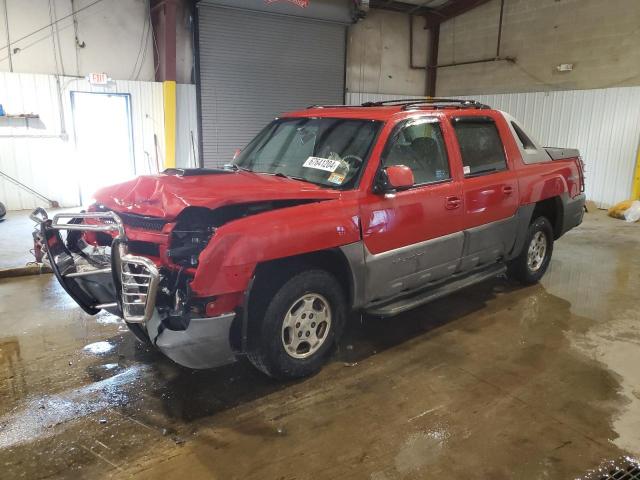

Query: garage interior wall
left=348, top=88, right=640, bottom=208
left=436, top=0, right=640, bottom=96
left=0, top=0, right=157, bottom=81
left=347, top=10, right=428, bottom=96
left=0, top=71, right=174, bottom=210
left=196, top=3, right=348, bottom=167
left=347, top=0, right=640, bottom=97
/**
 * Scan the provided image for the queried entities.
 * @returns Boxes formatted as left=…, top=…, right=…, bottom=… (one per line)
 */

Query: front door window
left=381, top=118, right=451, bottom=185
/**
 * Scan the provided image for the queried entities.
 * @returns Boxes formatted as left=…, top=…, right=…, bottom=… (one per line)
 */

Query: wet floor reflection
left=0, top=338, right=27, bottom=410
left=83, top=341, right=116, bottom=355
left=0, top=365, right=145, bottom=449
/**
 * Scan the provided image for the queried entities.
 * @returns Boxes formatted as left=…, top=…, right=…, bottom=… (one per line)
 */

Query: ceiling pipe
left=409, top=0, right=515, bottom=80
left=496, top=0, right=505, bottom=57
left=438, top=57, right=515, bottom=68
left=425, top=23, right=439, bottom=96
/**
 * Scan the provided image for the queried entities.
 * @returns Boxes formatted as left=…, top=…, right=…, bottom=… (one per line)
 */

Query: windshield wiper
left=271, top=172, right=325, bottom=187
left=273, top=172, right=304, bottom=181
left=223, top=163, right=251, bottom=172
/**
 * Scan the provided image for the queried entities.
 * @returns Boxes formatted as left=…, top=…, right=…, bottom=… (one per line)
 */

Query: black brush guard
left=30, top=208, right=160, bottom=323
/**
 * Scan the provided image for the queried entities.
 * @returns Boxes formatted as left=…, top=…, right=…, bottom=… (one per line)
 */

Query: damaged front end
left=30, top=207, right=237, bottom=370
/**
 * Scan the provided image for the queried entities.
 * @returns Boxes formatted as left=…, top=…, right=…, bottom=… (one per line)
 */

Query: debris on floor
left=578, top=456, right=640, bottom=480
left=623, top=201, right=640, bottom=223
left=608, top=199, right=640, bottom=222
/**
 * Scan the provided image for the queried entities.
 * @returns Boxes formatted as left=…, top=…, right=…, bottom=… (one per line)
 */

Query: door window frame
left=450, top=115, right=510, bottom=179
left=375, top=116, right=453, bottom=191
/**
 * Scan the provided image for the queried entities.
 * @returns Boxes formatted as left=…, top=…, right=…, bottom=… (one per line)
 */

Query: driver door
left=359, top=117, right=465, bottom=303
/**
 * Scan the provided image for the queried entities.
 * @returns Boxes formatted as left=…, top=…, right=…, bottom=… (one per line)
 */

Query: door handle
left=502, top=185, right=514, bottom=195
left=445, top=196, right=462, bottom=210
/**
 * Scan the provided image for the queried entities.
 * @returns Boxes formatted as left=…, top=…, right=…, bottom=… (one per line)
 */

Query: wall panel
left=176, top=84, right=199, bottom=168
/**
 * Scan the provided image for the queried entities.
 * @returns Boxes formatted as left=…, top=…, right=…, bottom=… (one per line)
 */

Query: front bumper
left=147, top=311, right=237, bottom=369
left=30, top=208, right=159, bottom=323
left=31, top=208, right=237, bottom=369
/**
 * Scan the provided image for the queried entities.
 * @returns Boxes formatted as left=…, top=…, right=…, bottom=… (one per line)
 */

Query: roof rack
left=307, top=98, right=491, bottom=110
left=359, top=98, right=437, bottom=107
left=365, top=98, right=491, bottom=110
left=404, top=99, right=490, bottom=110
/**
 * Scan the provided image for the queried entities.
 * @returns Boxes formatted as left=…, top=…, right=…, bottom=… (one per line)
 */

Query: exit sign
left=88, top=73, right=110, bottom=85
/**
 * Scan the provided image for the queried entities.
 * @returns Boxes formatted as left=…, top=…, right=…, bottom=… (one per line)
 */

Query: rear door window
left=452, top=117, right=507, bottom=176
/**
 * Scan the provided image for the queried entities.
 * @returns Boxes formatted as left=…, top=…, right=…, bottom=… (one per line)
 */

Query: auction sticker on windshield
left=303, top=157, right=341, bottom=172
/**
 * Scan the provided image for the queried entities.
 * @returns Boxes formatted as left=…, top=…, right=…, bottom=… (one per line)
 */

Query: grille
left=128, top=241, right=160, bottom=257
left=101, top=211, right=167, bottom=231
left=119, top=213, right=168, bottom=232
left=120, top=257, right=158, bottom=322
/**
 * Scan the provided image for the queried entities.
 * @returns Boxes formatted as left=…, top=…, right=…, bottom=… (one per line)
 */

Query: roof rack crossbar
left=360, top=98, right=437, bottom=107
left=402, top=99, right=490, bottom=110
left=306, top=104, right=352, bottom=109
left=306, top=98, right=491, bottom=110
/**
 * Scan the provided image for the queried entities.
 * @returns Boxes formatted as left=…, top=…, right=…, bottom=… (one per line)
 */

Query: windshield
left=233, top=117, right=382, bottom=189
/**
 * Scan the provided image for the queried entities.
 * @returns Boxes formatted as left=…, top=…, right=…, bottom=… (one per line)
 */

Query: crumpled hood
left=92, top=170, right=341, bottom=219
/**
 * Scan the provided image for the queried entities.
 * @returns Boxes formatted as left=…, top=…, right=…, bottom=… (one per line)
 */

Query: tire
left=0, top=202, right=6, bottom=219
left=247, top=269, right=347, bottom=379
left=508, top=216, right=554, bottom=284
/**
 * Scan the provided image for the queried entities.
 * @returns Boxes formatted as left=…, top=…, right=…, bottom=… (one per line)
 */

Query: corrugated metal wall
left=347, top=87, right=640, bottom=207
left=176, top=84, right=199, bottom=168
left=0, top=72, right=166, bottom=210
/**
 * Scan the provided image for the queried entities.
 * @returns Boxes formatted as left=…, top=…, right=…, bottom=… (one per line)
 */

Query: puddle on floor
left=394, top=425, right=451, bottom=475
left=0, top=365, right=148, bottom=449
left=83, top=341, right=115, bottom=355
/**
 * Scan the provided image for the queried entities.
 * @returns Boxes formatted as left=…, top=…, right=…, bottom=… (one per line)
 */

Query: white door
left=72, top=92, right=135, bottom=204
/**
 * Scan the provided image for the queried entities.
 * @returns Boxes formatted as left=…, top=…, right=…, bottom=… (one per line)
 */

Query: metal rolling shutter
left=197, top=5, right=346, bottom=167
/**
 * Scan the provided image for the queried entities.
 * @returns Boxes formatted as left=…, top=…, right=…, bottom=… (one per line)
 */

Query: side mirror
left=382, top=165, right=414, bottom=192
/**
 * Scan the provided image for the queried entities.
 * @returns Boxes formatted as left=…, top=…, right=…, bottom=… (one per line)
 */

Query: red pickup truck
left=32, top=99, right=585, bottom=379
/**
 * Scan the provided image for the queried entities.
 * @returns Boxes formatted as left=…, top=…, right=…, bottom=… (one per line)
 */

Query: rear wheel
left=508, top=216, right=554, bottom=284
left=247, top=269, right=347, bottom=379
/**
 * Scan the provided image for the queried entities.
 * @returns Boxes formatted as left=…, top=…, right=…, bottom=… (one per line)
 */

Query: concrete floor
left=0, top=210, right=39, bottom=269
left=0, top=211, right=639, bottom=479
left=0, top=208, right=75, bottom=270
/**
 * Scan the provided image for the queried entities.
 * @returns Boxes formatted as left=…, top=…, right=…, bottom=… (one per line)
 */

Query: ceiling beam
left=423, top=0, right=493, bottom=27
left=370, top=0, right=494, bottom=26
left=369, top=0, right=437, bottom=16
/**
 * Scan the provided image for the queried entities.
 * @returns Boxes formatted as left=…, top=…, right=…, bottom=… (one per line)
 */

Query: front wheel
left=247, top=269, right=347, bottom=379
left=508, top=216, right=554, bottom=284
